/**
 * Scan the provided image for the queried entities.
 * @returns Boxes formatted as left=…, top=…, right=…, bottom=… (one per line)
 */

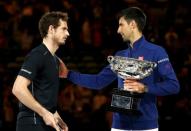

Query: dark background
left=1, top=0, right=191, bottom=131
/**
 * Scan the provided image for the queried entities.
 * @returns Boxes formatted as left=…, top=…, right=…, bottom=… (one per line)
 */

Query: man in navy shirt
left=60, top=7, right=180, bottom=131
left=12, top=11, right=69, bottom=131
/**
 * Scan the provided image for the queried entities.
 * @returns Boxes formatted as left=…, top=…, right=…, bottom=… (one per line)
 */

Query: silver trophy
left=107, top=56, right=157, bottom=115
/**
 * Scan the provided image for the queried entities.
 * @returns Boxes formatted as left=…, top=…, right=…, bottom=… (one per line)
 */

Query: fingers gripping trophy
left=107, top=56, right=157, bottom=115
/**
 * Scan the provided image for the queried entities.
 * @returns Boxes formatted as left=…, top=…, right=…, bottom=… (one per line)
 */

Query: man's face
left=117, top=17, right=132, bottom=42
left=53, top=20, right=69, bottom=45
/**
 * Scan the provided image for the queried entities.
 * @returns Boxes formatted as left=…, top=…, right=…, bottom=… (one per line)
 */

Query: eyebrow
left=62, top=27, right=68, bottom=30
left=119, top=23, right=123, bottom=26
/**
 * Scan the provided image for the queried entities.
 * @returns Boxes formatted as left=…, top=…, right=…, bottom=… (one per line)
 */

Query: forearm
left=146, top=79, right=180, bottom=96
left=68, top=70, right=116, bottom=90
left=12, top=76, right=47, bottom=117
left=15, top=87, right=46, bottom=116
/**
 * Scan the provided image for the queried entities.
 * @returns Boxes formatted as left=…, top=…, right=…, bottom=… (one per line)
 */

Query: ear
left=130, top=20, right=137, bottom=30
left=48, top=25, right=55, bottom=34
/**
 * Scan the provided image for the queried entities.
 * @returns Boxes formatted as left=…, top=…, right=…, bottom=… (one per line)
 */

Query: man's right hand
left=41, top=109, right=61, bottom=131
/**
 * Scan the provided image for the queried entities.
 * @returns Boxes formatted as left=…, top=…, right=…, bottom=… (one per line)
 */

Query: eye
left=62, top=27, right=68, bottom=31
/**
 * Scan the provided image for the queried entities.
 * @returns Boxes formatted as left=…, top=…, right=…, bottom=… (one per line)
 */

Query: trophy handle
left=107, top=55, right=114, bottom=63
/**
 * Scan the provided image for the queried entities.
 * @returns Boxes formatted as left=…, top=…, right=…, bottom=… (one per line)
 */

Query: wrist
left=38, top=107, right=48, bottom=117
left=67, top=70, right=71, bottom=78
left=143, top=84, right=148, bottom=93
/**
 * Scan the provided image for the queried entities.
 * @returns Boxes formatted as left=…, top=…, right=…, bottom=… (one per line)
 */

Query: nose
left=66, top=30, right=70, bottom=37
left=117, top=27, right=120, bottom=34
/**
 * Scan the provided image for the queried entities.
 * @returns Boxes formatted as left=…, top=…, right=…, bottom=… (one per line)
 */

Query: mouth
left=120, top=33, right=124, bottom=37
left=63, top=37, right=67, bottom=41
left=121, top=35, right=125, bottom=39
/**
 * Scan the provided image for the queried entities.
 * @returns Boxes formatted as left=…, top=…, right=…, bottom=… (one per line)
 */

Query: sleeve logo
left=21, top=68, right=32, bottom=74
left=158, top=58, right=169, bottom=64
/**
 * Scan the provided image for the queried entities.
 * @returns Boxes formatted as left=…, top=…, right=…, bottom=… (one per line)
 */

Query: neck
left=42, top=37, right=58, bottom=55
left=130, top=31, right=143, bottom=47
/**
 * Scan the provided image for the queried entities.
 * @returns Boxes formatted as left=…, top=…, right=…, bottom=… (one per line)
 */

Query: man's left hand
left=124, top=79, right=146, bottom=93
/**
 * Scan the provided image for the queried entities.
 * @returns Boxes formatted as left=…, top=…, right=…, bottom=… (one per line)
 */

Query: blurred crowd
left=0, top=0, right=191, bottom=130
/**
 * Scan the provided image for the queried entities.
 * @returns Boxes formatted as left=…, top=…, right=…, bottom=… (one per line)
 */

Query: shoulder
left=145, top=42, right=170, bottom=64
left=144, top=42, right=165, bottom=51
left=144, top=42, right=168, bottom=56
left=21, top=45, right=49, bottom=68
left=26, top=44, right=49, bottom=60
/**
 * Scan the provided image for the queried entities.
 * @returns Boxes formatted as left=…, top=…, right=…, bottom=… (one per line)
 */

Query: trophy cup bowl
left=107, top=56, right=157, bottom=115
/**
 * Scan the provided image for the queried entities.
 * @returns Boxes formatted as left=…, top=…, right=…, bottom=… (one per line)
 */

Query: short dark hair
left=38, top=11, right=68, bottom=38
left=119, top=7, right=146, bottom=32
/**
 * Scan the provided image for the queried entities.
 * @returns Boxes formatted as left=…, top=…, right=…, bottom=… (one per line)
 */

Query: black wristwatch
left=144, top=84, right=148, bottom=93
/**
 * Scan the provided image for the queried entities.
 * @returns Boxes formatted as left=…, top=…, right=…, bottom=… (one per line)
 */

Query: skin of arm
left=12, top=75, right=61, bottom=131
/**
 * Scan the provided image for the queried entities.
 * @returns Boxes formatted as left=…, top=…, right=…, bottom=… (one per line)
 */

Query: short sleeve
left=18, top=51, right=43, bottom=80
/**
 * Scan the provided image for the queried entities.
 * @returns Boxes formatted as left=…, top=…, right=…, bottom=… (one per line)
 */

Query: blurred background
left=0, top=0, right=191, bottom=131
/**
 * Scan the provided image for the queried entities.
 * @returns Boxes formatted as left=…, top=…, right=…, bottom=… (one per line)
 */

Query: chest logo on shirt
left=138, top=56, right=144, bottom=60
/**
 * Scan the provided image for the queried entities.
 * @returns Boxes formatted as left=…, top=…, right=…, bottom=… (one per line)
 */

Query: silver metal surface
left=107, top=56, right=157, bottom=79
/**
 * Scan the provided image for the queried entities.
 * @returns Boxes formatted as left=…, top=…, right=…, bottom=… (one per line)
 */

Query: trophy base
left=107, top=88, right=143, bottom=115
left=107, top=106, right=142, bottom=115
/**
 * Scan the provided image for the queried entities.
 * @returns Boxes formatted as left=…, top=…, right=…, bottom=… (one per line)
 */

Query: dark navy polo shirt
left=18, top=44, right=59, bottom=114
